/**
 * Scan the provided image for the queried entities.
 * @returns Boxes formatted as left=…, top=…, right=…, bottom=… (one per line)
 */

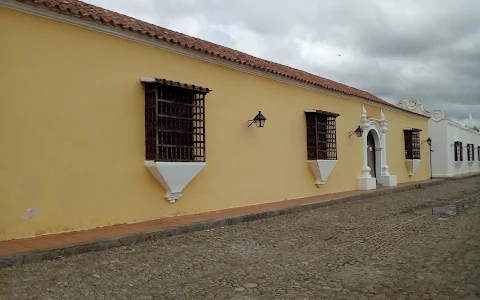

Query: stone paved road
left=1, top=177, right=480, bottom=300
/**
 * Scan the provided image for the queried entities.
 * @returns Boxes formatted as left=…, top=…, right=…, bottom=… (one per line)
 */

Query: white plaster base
left=144, top=161, right=206, bottom=203
left=377, top=175, right=397, bottom=187
left=358, top=177, right=377, bottom=190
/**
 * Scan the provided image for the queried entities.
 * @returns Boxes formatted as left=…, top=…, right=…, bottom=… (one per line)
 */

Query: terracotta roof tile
left=13, top=0, right=425, bottom=116
left=304, top=109, right=340, bottom=117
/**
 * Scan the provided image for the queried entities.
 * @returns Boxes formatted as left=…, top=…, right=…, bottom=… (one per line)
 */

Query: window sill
left=144, top=161, right=206, bottom=203
left=307, top=160, right=338, bottom=187
left=405, top=159, right=421, bottom=176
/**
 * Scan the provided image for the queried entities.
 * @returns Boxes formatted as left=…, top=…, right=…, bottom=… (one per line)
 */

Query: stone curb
left=0, top=179, right=448, bottom=268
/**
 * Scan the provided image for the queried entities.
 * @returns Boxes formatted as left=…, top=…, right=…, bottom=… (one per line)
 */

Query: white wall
left=443, top=120, right=480, bottom=177
left=429, top=119, right=450, bottom=177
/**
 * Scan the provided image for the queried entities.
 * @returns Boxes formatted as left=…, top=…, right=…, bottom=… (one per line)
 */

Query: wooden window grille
left=404, top=129, right=421, bottom=159
left=144, top=82, right=207, bottom=162
left=403, top=128, right=421, bottom=159
left=305, top=110, right=339, bottom=160
left=454, top=141, right=463, bottom=161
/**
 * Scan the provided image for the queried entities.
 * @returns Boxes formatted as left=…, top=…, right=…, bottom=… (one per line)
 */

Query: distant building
left=398, top=99, right=480, bottom=178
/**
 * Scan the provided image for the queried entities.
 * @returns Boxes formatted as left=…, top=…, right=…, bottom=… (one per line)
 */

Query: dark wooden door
left=367, top=132, right=376, bottom=178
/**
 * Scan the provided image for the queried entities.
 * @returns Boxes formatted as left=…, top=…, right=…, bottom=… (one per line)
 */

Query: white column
left=382, top=136, right=389, bottom=176
left=362, top=133, right=371, bottom=178
left=380, top=110, right=390, bottom=176
left=376, top=110, right=396, bottom=186
left=361, top=105, right=371, bottom=178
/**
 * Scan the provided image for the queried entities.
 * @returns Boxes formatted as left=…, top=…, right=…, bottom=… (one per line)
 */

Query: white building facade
left=397, top=99, right=480, bottom=178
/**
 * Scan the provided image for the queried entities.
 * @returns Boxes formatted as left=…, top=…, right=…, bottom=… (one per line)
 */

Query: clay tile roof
left=13, top=0, right=426, bottom=116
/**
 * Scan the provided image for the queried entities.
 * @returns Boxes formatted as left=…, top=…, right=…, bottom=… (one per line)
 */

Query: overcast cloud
left=84, top=0, right=480, bottom=126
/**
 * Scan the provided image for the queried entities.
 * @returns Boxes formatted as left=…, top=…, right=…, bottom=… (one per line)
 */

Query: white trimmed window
left=467, top=144, right=474, bottom=161
left=454, top=141, right=463, bottom=162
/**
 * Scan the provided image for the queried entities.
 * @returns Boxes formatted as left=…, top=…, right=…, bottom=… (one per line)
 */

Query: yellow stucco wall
left=0, top=7, right=430, bottom=240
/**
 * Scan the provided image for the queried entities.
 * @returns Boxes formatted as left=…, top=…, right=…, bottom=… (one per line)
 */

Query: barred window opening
left=454, top=141, right=463, bottom=162
left=306, top=110, right=339, bottom=160
left=144, top=82, right=207, bottom=162
left=467, top=144, right=474, bottom=161
left=404, top=129, right=421, bottom=159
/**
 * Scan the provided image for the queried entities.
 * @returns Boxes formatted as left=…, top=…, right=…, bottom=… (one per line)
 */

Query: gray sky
left=84, top=0, right=480, bottom=126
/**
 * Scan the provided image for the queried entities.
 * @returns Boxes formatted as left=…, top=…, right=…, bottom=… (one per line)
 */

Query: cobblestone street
left=1, top=177, right=480, bottom=300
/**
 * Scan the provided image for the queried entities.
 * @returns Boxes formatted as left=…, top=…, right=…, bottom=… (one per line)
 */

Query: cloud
left=84, top=0, right=480, bottom=125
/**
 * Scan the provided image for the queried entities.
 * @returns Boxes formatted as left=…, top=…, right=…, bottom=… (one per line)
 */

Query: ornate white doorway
left=358, top=106, right=397, bottom=190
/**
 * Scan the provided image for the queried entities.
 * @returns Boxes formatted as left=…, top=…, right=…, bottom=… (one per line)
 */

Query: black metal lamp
left=349, top=126, right=364, bottom=137
left=426, top=137, right=432, bottom=147
left=248, top=111, right=266, bottom=128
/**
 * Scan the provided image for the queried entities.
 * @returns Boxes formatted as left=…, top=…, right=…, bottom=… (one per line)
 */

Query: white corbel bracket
left=145, top=161, right=206, bottom=203
left=405, top=159, right=421, bottom=176
left=307, top=160, right=338, bottom=187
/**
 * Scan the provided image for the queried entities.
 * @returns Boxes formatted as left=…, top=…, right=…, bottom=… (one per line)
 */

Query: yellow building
left=0, top=0, right=430, bottom=241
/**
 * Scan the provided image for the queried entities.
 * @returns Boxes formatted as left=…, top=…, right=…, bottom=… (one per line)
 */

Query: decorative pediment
left=397, top=99, right=444, bottom=122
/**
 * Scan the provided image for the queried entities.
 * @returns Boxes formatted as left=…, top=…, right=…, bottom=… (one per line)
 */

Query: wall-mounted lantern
left=426, top=137, right=432, bottom=147
left=349, top=126, right=364, bottom=137
left=248, top=111, right=266, bottom=128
